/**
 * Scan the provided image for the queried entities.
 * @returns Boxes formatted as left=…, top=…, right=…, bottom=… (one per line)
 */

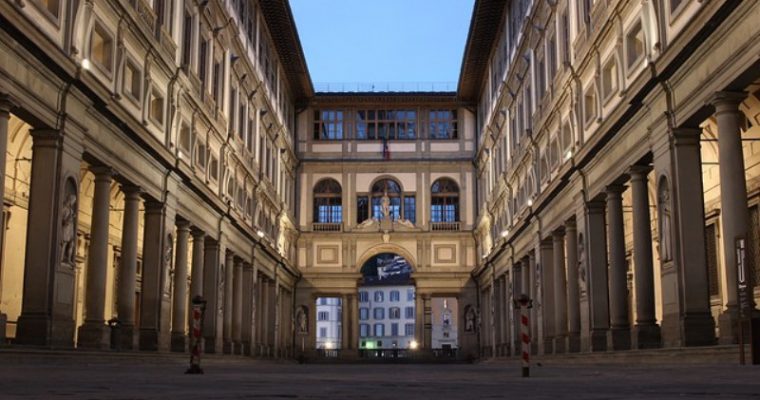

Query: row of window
left=313, top=178, right=460, bottom=225
left=313, top=109, right=458, bottom=140
left=358, top=288, right=415, bottom=303
left=359, top=307, right=415, bottom=321
left=359, top=323, right=415, bottom=338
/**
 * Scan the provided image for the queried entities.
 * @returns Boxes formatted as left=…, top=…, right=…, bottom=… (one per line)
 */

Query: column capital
left=191, top=226, right=206, bottom=239
left=710, top=91, right=746, bottom=112
left=176, top=219, right=191, bottom=231
left=144, top=200, right=164, bottom=213
left=671, top=127, right=702, bottom=146
left=605, top=184, right=627, bottom=196
left=628, top=165, right=652, bottom=181
left=120, top=184, right=142, bottom=198
left=0, top=93, right=17, bottom=115
left=552, top=229, right=565, bottom=241
left=565, top=218, right=577, bottom=232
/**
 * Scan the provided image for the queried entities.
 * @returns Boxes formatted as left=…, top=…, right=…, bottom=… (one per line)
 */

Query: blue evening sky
left=290, top=0, right=475, bottom=88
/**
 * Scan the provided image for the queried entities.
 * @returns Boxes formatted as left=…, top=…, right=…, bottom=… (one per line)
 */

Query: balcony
left=312, top=223, right=342, bottom=232
left=431, top=222, right=460, bottom=232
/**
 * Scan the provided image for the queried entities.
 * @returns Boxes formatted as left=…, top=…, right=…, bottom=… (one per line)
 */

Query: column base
left=632, top=324, right=661, bottom=349
left=16, top=313, right=75, bottom=348
left=139, top=329, right=159, bottom=351
left=553, top=335, right=566, bottom=354
left=223, top=339, right=233, bottom=354
left=566, top=332, right=581, bottom=353
left=171, top=332, right=187, bottom=352
left=77, top=322, right=110, bottom=350
left=718, top=308, right=740, bottom=345
left=542, top=338, right=554, bottom=355
left=607, top=327, right=631, bottom=351
left=590, top=329, right=608, bottom=352
left=681, top=313, right=717, bottom=347
left=119, top=324, right=137, bottom=350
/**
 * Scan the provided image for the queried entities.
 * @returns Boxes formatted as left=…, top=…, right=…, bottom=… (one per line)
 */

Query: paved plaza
left=0, top=352, right=758, bottom=399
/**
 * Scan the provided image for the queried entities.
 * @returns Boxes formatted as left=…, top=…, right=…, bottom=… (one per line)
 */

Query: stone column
left=586, top=200, right=609, bottom=351
left=273, top=272, right=281, bottom=357
left=202, top=237, right=222, bottom=353
left=223, top=251, right=235, bottom=354
left=232, top=258, right=244, bottom=354
left=520, top=259, right=530, bottom=355
left=0, top=96, right=9, bottom=339
left=712, top=92, right=752, bottom=344
left=663, top=128, right=715, bottom=346
left=606, top=185, right=631, bottom=350
left=139, top=200, right=172, bottom=351
left=16, top=128, right=82, bottom=347
left=512, top=263, right=522, bottom=353
left=348, top=294, right=359, bottom=351
left=116, top=185, right=141, bottom=350
left=539, top=241, right=555, bottom=354
left=260, top=277, right=270, bottom=355
left=77, top=166, right=113, bottom=349
left=189, top=230, right=205, bottom=298
left=341, top=294, right=350, bottom=350
left=423, top=294, right=432, bottom=350
left=630, top=166, right=661, bottom=348
left=241, top=263, right=254, bottom=355
left=565, top=220, right=581, bottom=352
left=171, top=220, right=190, bottom=352
left=552, top=230, right=568, bottom=353
left=528, top=253, right=538, bottom=354
left=415, top=292, right=424, bottom=348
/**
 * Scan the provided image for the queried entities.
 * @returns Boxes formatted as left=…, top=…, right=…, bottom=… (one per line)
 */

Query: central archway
left=357, top=252, right=416, bottom=354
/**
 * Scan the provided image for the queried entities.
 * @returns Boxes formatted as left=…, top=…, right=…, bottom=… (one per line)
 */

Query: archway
left=357, top=252, right=416, bottom=356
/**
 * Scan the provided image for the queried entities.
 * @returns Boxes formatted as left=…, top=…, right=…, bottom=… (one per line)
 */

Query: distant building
left=432, top=298, right=458, bottom=349
left=315, top=298, right=342, bottom=349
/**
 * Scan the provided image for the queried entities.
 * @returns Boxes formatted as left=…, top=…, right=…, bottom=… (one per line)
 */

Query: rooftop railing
left=314, top=82, right=457, bottom=93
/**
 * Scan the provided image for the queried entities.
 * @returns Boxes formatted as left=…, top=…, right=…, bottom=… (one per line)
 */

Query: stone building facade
left=0, top=0, right=758, bottom=361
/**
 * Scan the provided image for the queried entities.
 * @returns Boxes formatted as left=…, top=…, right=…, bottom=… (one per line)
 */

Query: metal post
left=515, top=294, right=533, bottom=377
left=186, top=296, right=207, bottom=374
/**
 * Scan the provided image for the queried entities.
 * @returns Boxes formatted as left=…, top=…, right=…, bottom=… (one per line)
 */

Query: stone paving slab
left=0, top=353, right=758, bottom=399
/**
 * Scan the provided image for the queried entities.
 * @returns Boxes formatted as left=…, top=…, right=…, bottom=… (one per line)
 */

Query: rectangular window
left=403, top=196, right=416, bottom=224
left=360, top=324, right=369, bottom=338
left=181, top=10, right=193, bottom=68
left=407, top=288, right=414, bottom=301
left=429, top=110, right=458, bottom=139
left=149, top=90, right=165, bottom=126
left=122, top=59, right=141, bottom=102
left=389, top=307, right=400, bottom=319
left=198, top=39, right=208, bottom=92
left=405, top=306, right=414, bottom=319
left=359, top=291, right=369, bottom=303
left=390, top=291, right=400, bottom=302
left=35, top=0, right=61, bottom=19
left=561, top=11, right=570, bottom=64
left=195, top=140, right=206, bottom=169
left=212, top=60, right=222, bottom=103
left=357, top=196, right=369, bottom=224
left=374, top=324, right=384, bottom=337
left=374, top=291, right=384, bottom=302
left=313, top=110, right=344, bottom=140
left=391, top=323, right=399, bottom=337
left=602, top=57, right=618, bottom=102
left=626, top=20, right=645, bottom=71
left=178, top=123, right=191, bottom=154
left=319, top=327, right=327, bottom=338
left=355, top=109, right=417, bottom=140
left=318, top=311, right=329, bottom=321
left=90, top=22, right=114, bottom=74
left=359, top=308, right=369, bottom=321
left=584, top=86, right=596, bottom=126
left=404, top=323, right=415, bottom=336
left=373, top=308, right=384, bottom=320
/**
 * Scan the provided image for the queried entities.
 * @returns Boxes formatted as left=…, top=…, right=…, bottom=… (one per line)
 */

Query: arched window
left=431, top=178, right=459, bottom=223
left=313, top=179, right=342, bottom=224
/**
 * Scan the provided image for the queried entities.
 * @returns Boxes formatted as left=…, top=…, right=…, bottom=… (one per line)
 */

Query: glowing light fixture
left=527, top=199, right=534, bottom=207
left=564, top=149, right=573, bottom=160
left=81, top=59, right=91, bottom=70
left=500, top=229, right=509, bottom=238
left=257, top=230, right=265, bottom=238
left=409, top=340, right=419, bottom=350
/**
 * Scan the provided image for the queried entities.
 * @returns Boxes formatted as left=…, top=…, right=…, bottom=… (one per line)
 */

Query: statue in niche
left=163, top=233, right=173, bottom=297
left=296, top=306, right=308, bottom=334
left=578, top=233, right=587, bottom=297
left=60, top=181, right=78, bottom=266
left=464, top=305, right=477, bottom=333
left=381, top=191, right=391, bottom=221
left=658, top=178, right=673, bottom=262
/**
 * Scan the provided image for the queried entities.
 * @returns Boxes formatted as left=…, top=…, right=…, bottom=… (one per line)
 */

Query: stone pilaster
left=423, top=294, right=432, bottom=350
left=241, top=262, right=254, bottom=356
left=117, top=185, right=141, bottom=350
left=187, top=228, right=205, bottom=337
left=202, top=238, right=222, bottom=353
left=77, top=166, right=114, bottom=350
left=539, top=241, right=555, bottom=354
left=586, top=200, right=609, bottom=352
left=223, top=251, right=235, bottom=354
left=16, top=128, right=82, bottom=347
left=606, top=185, right=631, bottom=350
left=232, top=257, right=244, bottom=354
left=552, top=230, right=567, bottom=353
left=171, top=220, right=191, bottom=352
left=565, top=220, right=581, bottom=352
left=630, top=166, right=661, bottom=349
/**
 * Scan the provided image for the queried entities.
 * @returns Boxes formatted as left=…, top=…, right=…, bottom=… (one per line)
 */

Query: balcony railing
left=312, top=222, right=341, bottom=232
left=431, top=221, right=460, bottom=232
left=314, top=82, right=457, bottom=93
